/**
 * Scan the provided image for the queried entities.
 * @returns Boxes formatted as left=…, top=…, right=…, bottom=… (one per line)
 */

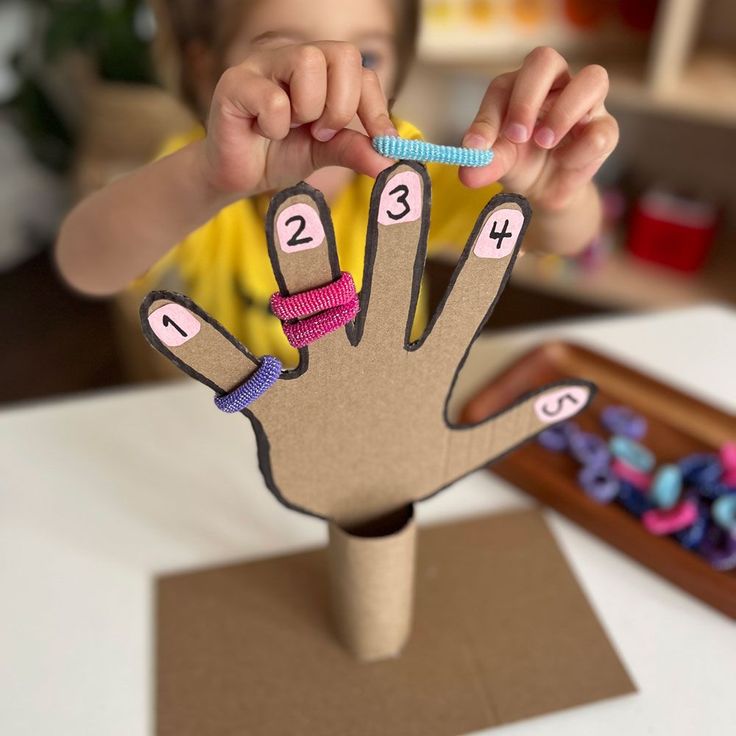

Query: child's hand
left=198, top=42, right=396, bottom=197
left=460, top=47, right=619, bottom=212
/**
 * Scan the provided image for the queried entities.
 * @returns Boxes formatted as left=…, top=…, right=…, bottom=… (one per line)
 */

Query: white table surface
left=2, top=304, right=735, bottom=736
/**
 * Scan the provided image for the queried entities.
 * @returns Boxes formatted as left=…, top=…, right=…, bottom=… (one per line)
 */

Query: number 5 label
left=378, top=171, right=421, bottom=226
left=534, top=386, right=589, bottom=423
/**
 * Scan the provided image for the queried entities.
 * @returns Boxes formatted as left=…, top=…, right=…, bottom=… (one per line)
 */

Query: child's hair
left=149, top=0, right=420, bottom=119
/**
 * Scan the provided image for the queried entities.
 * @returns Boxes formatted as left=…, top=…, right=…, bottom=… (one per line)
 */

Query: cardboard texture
left=140, top=161, right=595, bottom=661
left=328, top=507, right=416, bottom=661
left=156, top=509, right=635, bottom=736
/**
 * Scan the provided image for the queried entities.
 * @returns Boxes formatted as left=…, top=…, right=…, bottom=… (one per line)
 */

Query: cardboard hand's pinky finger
left=140, top=292, right=276, bottom=406
left=446, top=381, right=595, bottom=479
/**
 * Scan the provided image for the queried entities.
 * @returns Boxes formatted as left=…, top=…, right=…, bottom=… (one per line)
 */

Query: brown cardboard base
left=156, top=510, right=635, bottom=736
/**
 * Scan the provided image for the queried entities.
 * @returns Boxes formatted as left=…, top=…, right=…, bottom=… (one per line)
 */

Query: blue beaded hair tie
left=214, top=355, right=282, bottom=413
left=373, top=136, right=494, bottom=168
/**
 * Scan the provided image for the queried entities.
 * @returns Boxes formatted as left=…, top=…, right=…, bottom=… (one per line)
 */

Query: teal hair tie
left=372, top=136, right=494, bottom=168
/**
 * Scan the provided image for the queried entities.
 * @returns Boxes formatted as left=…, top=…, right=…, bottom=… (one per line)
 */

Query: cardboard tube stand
left=328, top=506, right=417, bottom=662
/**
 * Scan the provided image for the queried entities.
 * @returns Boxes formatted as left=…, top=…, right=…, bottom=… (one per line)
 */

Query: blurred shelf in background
left=406, top=0, right=736, bottom=315
left=511, top=237, right=736, bottom=310
left=418, top=0, right=736, bottom=128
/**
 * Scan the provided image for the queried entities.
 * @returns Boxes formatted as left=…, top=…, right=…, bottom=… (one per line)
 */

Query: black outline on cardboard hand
left=140, top=161, right=595, bottom=526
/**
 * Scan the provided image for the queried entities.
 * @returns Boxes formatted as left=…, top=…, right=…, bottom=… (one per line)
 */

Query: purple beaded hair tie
left=214, top=355, right=282, bottom=413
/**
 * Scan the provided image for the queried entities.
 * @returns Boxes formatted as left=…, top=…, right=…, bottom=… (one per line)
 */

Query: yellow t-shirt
left=140, top=119, right=501, bottom=366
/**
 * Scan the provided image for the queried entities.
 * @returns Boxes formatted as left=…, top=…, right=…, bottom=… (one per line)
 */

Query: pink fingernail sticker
left=474, top=207, right=525, bottom=259
left=277, top=203, right=325, bottom=253
left=377, top=171, right=421, bottom=225
left=148, top=304, right=201, bottom=347
left=534, top=386, right=590, bottom=424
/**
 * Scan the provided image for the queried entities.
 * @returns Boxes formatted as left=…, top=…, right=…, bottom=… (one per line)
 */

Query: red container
left=627, top=190, right=719, bottom=273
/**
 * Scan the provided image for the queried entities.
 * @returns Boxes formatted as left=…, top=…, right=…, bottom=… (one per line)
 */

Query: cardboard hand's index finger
left=141, top=291, right=260, bottom=395
left=420, top=193, right=531, bottom=364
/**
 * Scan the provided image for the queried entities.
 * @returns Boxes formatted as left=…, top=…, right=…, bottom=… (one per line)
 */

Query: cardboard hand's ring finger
left=267, top=186, right=355, bottom=365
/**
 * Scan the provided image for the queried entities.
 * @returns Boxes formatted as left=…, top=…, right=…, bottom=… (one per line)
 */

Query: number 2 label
left=378, top=171, right=421, bottom=226
left=148, top=303, right=201, bottom=347
left=277, top=203, right=325, bottom=253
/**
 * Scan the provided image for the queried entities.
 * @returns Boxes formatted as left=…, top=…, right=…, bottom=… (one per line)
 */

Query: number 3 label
left=534, top=386, right=590, bottom=423
left=148, top=304, right=201, bottom=347
left=378, top=171, right=421, bottom=226
left=277, top=203, right=326, bottom=253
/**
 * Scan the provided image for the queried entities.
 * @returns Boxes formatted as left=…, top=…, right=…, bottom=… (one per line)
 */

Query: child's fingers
left=503, top=46, right=570, bottom=144
left=554, top=114, right=619, bottom=172
left=357, top=68, right=398, bottom=138
left=309, top=41, right=364, bottom=141
left=215, top=68, right=292, bottom=140
left=533, top=65, right=609, bottom=149
left=273, top=45, right=329, bottom=125
left=461, top=71, right=516, bottom=149
left=310, top=128, right=393, bottom=179
left=458, top=136, right=518, bottom=189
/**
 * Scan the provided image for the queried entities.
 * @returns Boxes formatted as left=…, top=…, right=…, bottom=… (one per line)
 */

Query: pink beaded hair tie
left=270, top=272, right=356, bottom=321
left=282, top=295, right=360, bottom=349
left=271, top=272, right=360, bottom=349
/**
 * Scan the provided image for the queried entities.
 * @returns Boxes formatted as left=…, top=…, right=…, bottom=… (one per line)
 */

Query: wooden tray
left=461, top=341, right=736, bottom=620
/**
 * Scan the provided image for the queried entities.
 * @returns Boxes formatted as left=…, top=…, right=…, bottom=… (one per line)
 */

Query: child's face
left=226, top=0, right=399, bottom=104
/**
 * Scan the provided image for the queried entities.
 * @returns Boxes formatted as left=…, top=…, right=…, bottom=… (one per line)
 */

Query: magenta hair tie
left=270, top=272, right=356, bottom=321
left=214, top=355, right=282, bottom=413
left=282, top=295, right=360, bottom=349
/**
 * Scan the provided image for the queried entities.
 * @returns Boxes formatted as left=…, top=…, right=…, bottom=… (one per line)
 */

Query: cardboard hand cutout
left=141, top=161, right=593, bottom=527
left=140, top=161, right=594, bottom=660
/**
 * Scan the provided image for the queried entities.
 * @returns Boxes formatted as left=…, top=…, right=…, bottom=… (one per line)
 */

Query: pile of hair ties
left=537, top=406, right=736, bottom=570
left=373, top=135, right=494, bottom=168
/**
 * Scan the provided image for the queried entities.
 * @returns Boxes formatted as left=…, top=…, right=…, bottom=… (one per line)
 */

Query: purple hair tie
left=214, top=355, right=282, bottom=413
left=271, top=272, right=356, bottom=321
left=282, top=294, right=360, bottom=349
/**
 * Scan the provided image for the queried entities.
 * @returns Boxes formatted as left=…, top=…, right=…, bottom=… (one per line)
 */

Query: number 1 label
left=148, top=303, right=201, bottom=347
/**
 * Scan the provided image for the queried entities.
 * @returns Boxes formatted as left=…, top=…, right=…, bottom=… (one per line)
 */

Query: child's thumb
left=311, top=129, right=392, bottom=178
